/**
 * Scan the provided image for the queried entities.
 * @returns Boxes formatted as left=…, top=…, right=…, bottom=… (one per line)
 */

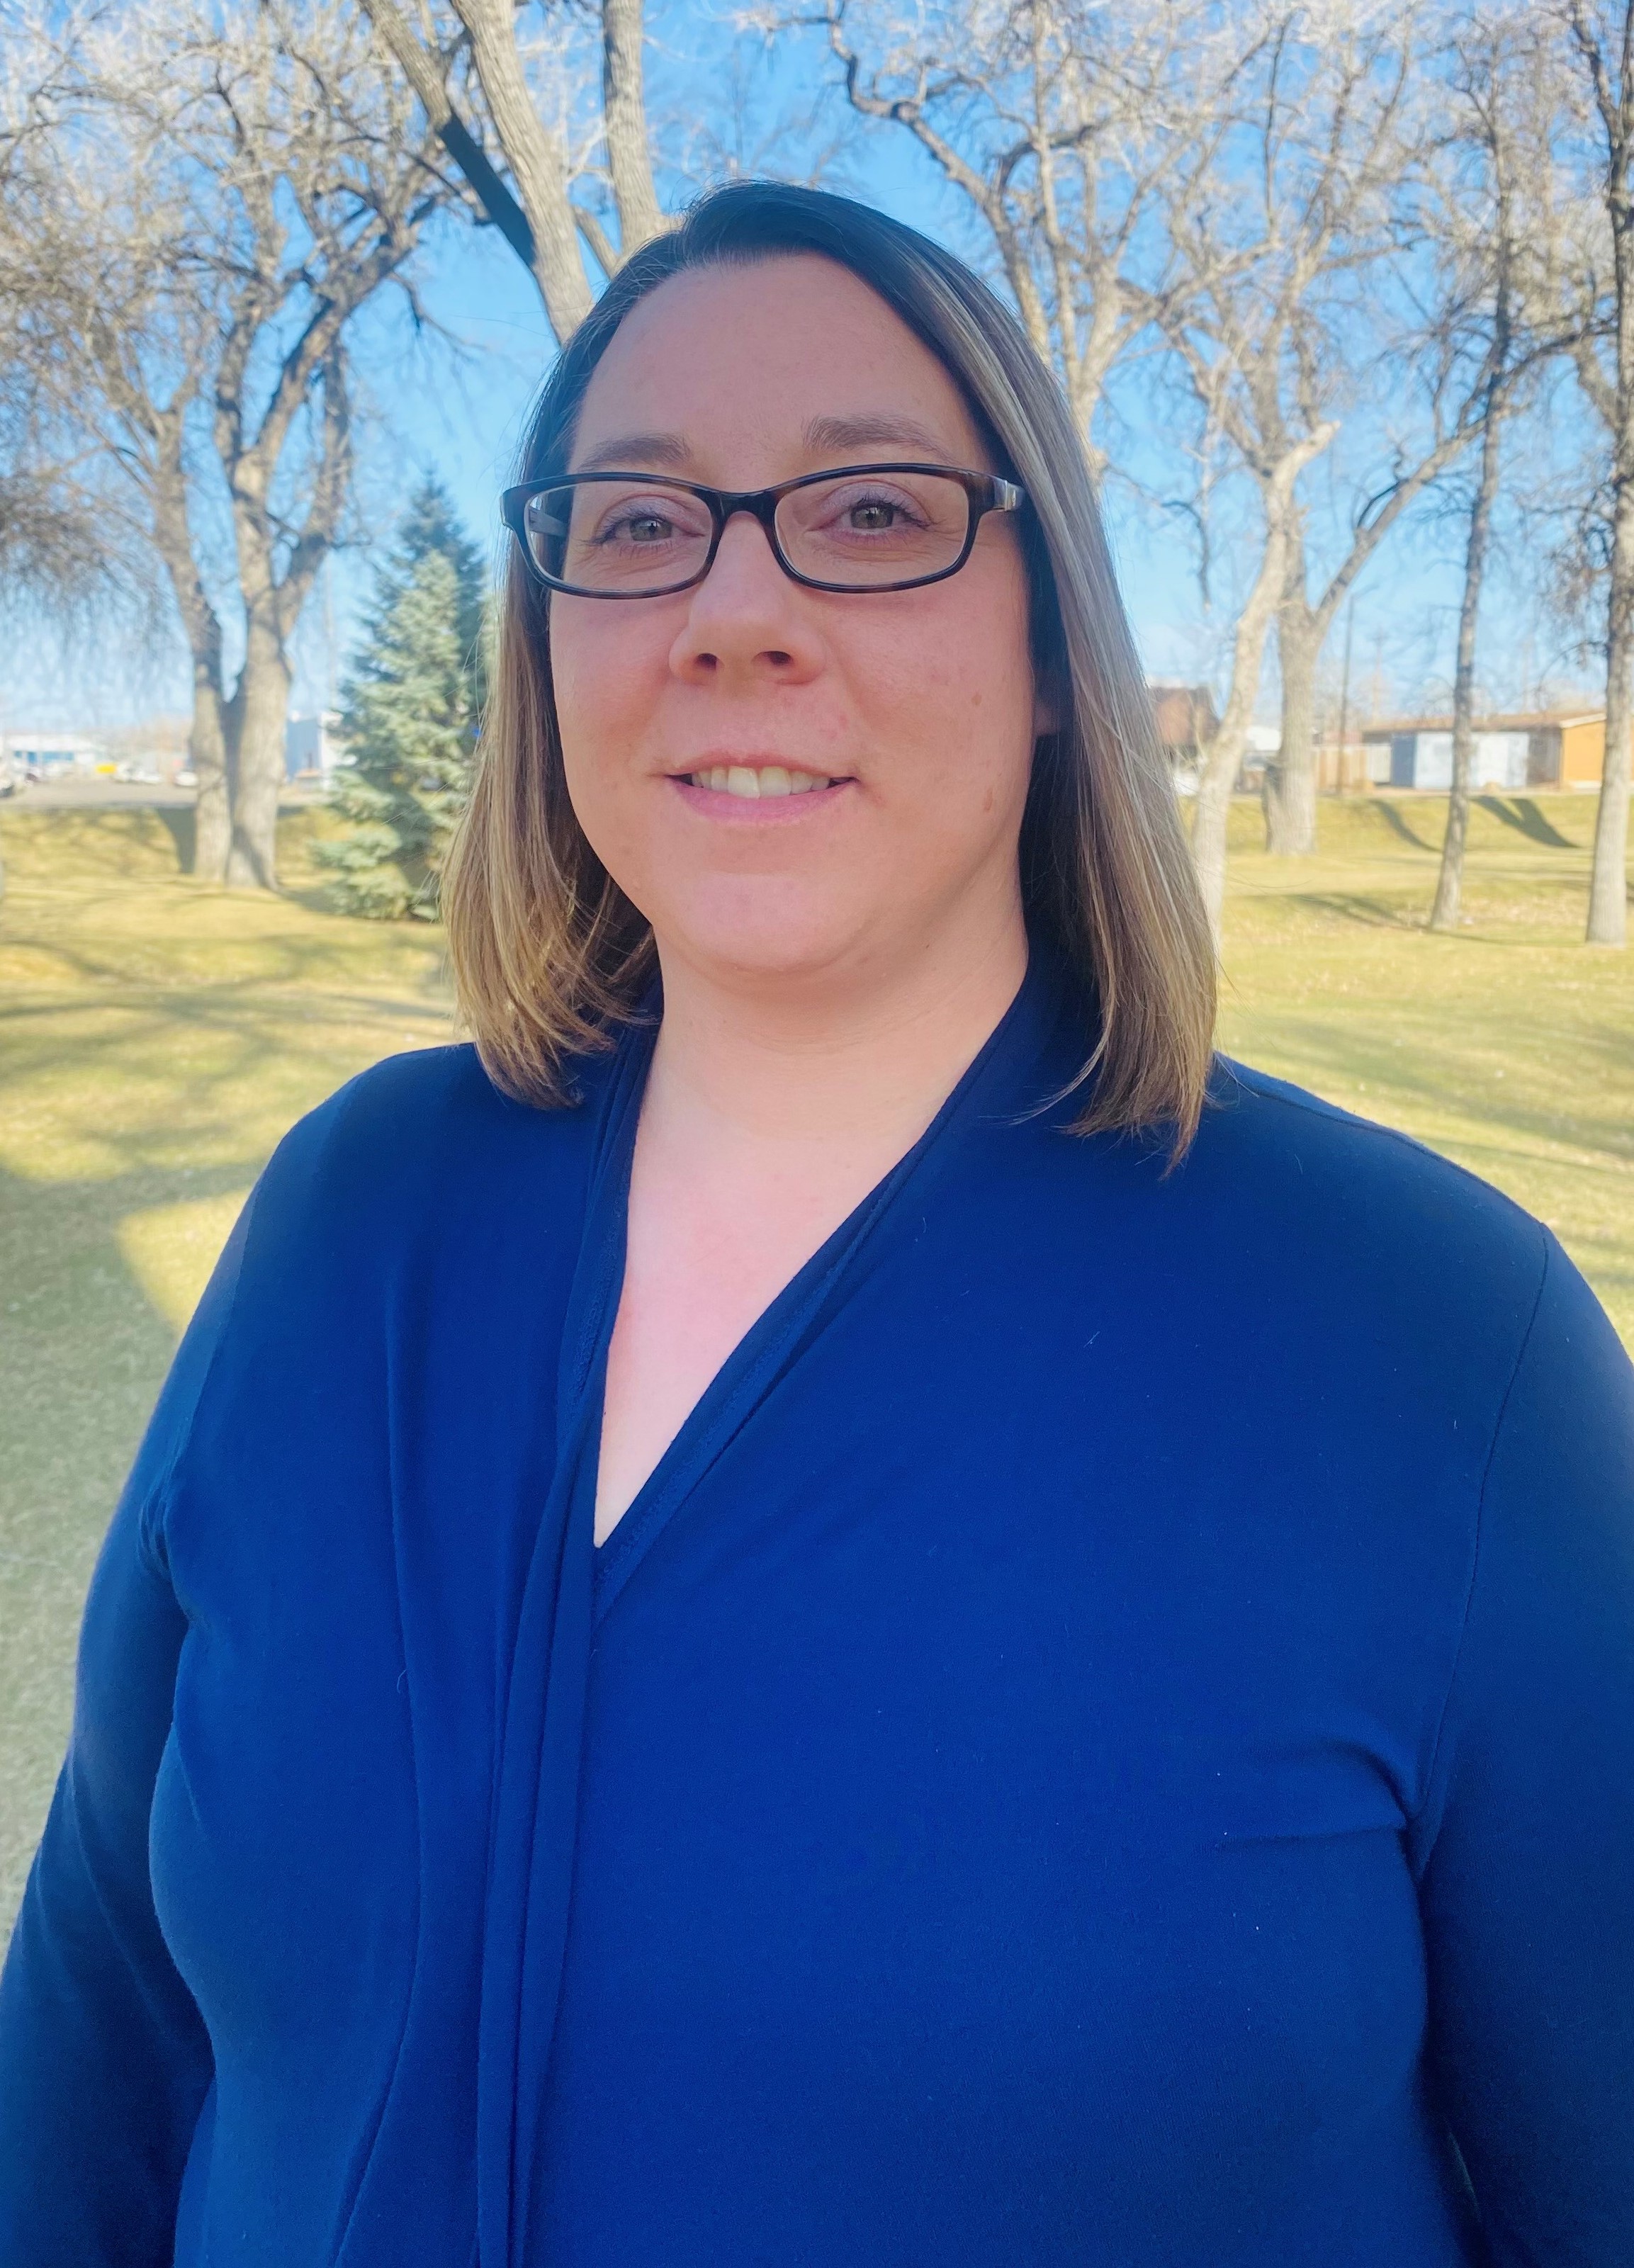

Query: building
left=1361, top=711, right=1605, bottom=791
left=1309, top=740, right=1372, bottom=792
left=285, top=711, right=344, bottom=781
left=4, top=730, right=106, bottom=781
left=1150, top=684, right=1220, bottom=795
left=103, top=714, right=190, bottom=783
left=1151, top=683, right=1219, bottom=759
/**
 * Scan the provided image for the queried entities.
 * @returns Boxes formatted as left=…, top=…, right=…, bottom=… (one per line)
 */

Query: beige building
left=1361, top=711, right=1605, bottom=791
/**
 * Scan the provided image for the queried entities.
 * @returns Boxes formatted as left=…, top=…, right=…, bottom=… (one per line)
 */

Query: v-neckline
left=570, top=947, right=1069, bottom=1622
left=477, top=940, right=1082, bottom=2268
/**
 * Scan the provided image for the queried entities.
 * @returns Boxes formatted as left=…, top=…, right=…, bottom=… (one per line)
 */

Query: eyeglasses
left=500, top=462, right=1027, bottom=599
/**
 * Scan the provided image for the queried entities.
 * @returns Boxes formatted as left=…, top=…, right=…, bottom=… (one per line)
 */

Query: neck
left=644, top=887, right=1030, bottom=1153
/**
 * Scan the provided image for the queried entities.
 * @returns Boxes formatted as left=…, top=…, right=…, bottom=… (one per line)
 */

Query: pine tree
left=318, top=479, right=487, bottom=919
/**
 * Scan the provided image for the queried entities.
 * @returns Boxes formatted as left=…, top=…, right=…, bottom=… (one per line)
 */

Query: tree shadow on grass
left=154, top=805, right=195, bottom=872
left=279, top=874, right=342, bottom=918
left=1277, top=889, right=1584, bottom=943
left=0, top=896, right=453, bottom=1001
left=0, top=988, right=455, bottom=1231
left=1366, top=799, right=1442, bottom=854
left=1280, top=891, right=1427, bottom=932
left=1474, top=796, right=1574, bottom=849
left=1229, top=1011, right=1634, bottom=1166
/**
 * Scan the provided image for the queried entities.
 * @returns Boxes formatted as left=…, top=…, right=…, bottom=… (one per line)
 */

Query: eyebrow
left=801, top=412, right=951, bottom=458
left=571, top=430, right=693, bottom=475
left=569, top=411, right=957, bottom=479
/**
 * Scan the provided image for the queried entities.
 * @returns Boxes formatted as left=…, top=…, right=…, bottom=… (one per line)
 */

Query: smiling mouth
left=682, top=765, right=837, bottom=798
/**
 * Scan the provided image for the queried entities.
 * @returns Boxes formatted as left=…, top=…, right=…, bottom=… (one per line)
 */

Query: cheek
left=864, top=576, right=1036, bottom=791
left=548, top=605, right=665, bottom=784
left=547, top=615, right=673, bottom=900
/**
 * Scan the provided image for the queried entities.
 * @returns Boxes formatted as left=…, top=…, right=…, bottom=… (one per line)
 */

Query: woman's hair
left=442, top=181, right=1216, bottom=1151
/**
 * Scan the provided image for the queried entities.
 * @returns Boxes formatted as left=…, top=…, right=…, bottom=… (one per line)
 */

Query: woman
left=2, top=182, right=1630, bottom=2267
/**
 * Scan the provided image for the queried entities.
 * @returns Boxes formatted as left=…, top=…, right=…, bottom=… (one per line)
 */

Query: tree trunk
left=223, top=619, right=291, bottom=889
left=191, top=665, right=233, bottom=884
left=1431, top=406, right=1503, bottom=932
left=1588, top=464, right=1634, bottom=944
left=1191, top=521, right=1297, bottom=940
left=1267, top=596, right=1320, bottom=854
left=1188, top=439, right=1341, bottom=937
left=602, top=0, right=663, bottom=256
left=451, top=0, right=596, bottom=342
left=1189, top=735, right=1242, bottom=942
left=1572, top=0, right=1634, bottom=944
left=148, top=428, right=234, bottom=879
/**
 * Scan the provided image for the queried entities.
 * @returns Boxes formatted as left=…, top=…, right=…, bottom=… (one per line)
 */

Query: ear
left=1032, top=679, right=1061, bottom=740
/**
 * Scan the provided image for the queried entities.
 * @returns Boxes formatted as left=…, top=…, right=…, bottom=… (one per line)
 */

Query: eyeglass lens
left=521, top=470, right=974, bottom=594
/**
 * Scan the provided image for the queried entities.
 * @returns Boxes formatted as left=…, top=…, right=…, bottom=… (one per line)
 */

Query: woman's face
left=548, top=254, right=1043, bottom=995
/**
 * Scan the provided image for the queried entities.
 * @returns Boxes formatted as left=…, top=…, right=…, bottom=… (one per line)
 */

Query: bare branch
left=448, top=0, right=595, bottom=339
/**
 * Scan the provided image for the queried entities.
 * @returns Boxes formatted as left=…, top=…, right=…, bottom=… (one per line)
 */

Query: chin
left=654, top=877, right=872, bottom=989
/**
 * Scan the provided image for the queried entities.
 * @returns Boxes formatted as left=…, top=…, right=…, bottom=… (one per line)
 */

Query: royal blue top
left=3, top=947, right=1633, bottom=2267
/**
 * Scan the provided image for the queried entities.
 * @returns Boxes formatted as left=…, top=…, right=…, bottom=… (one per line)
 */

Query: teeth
left=687, top=767, right=835, bottom=795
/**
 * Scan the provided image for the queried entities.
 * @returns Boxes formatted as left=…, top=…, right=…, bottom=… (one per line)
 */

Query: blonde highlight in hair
left=443, top=182, right=1215, bottom=1151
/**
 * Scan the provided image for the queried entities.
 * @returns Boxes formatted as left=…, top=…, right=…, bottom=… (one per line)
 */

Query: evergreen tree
left=318, top=479, right=487, bottom=919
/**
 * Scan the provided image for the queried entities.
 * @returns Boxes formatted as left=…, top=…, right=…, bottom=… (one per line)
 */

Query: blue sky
left=2, top=6, right=1602, bottom=739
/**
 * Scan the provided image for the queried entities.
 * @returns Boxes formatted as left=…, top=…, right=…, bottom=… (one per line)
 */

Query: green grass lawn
left=0, top=788, right=1630, bottom=1930
left=1214, top=792, right=1632, bottom=1348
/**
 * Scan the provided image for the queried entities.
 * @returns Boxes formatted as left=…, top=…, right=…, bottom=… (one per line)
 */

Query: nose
left=667, top=508, right=825, bottom=688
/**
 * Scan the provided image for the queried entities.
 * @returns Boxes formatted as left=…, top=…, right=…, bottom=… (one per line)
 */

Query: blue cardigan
left=3, top=949, right=1632, bottom=2267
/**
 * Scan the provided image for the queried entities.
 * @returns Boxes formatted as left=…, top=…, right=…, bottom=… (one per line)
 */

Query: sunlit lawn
left=1, top=788, right=1630, bottom=1928
left=1215, top=792, right=1632, bottom=1350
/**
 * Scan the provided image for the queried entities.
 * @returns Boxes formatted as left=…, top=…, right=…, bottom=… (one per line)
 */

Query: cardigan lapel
left=478, top=945, right=1083, bottom=2268
left=476, top=1015, right=653, bottom=2268
left=591, top=949, right=1076, bottom=1626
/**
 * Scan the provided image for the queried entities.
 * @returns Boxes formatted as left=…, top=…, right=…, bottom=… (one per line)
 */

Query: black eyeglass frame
left=500, top=462, right=1027, bottom=599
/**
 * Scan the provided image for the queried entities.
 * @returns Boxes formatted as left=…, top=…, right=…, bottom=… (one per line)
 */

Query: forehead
left=568, top=254, right=988, bottom=475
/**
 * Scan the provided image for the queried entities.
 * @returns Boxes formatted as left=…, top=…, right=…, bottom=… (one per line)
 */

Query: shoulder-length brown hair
left=443, top=181, right=1215, bottom=1151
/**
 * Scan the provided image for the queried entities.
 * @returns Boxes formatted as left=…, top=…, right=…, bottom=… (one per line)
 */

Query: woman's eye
left=825, top=487, right=925, bottom=535
left=599, top=509, right=676, bottom=545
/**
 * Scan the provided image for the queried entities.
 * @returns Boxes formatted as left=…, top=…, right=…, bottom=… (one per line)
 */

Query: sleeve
left=0, top=1198, right=254, bottom=2267
left=1412, top=1231, right=1634, bottom=2264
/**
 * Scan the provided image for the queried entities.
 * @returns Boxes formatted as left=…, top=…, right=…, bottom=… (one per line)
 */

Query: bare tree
left=1143, top=3, right=1429, bottom=925
left=1162, top=2, right=1509, bottom=871
left=362, top=0, right=667, bottom=342
left=0, top=6, right=150, bottom=624
left=1561, top=0, right=1634, bottom=946
left=1428, top=349, right=1512, bottom=934
left=818, top=0, right=1222, bottom=468
left=813, top=1, right=1464, bottom=927
left=1428, top=9, right=1569, bottom=932
left=30, top=0, right=451, bottom=886
left=1181, top=432, right=1334, bottom=938
left=809, top=0, right=1273, bottom=941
